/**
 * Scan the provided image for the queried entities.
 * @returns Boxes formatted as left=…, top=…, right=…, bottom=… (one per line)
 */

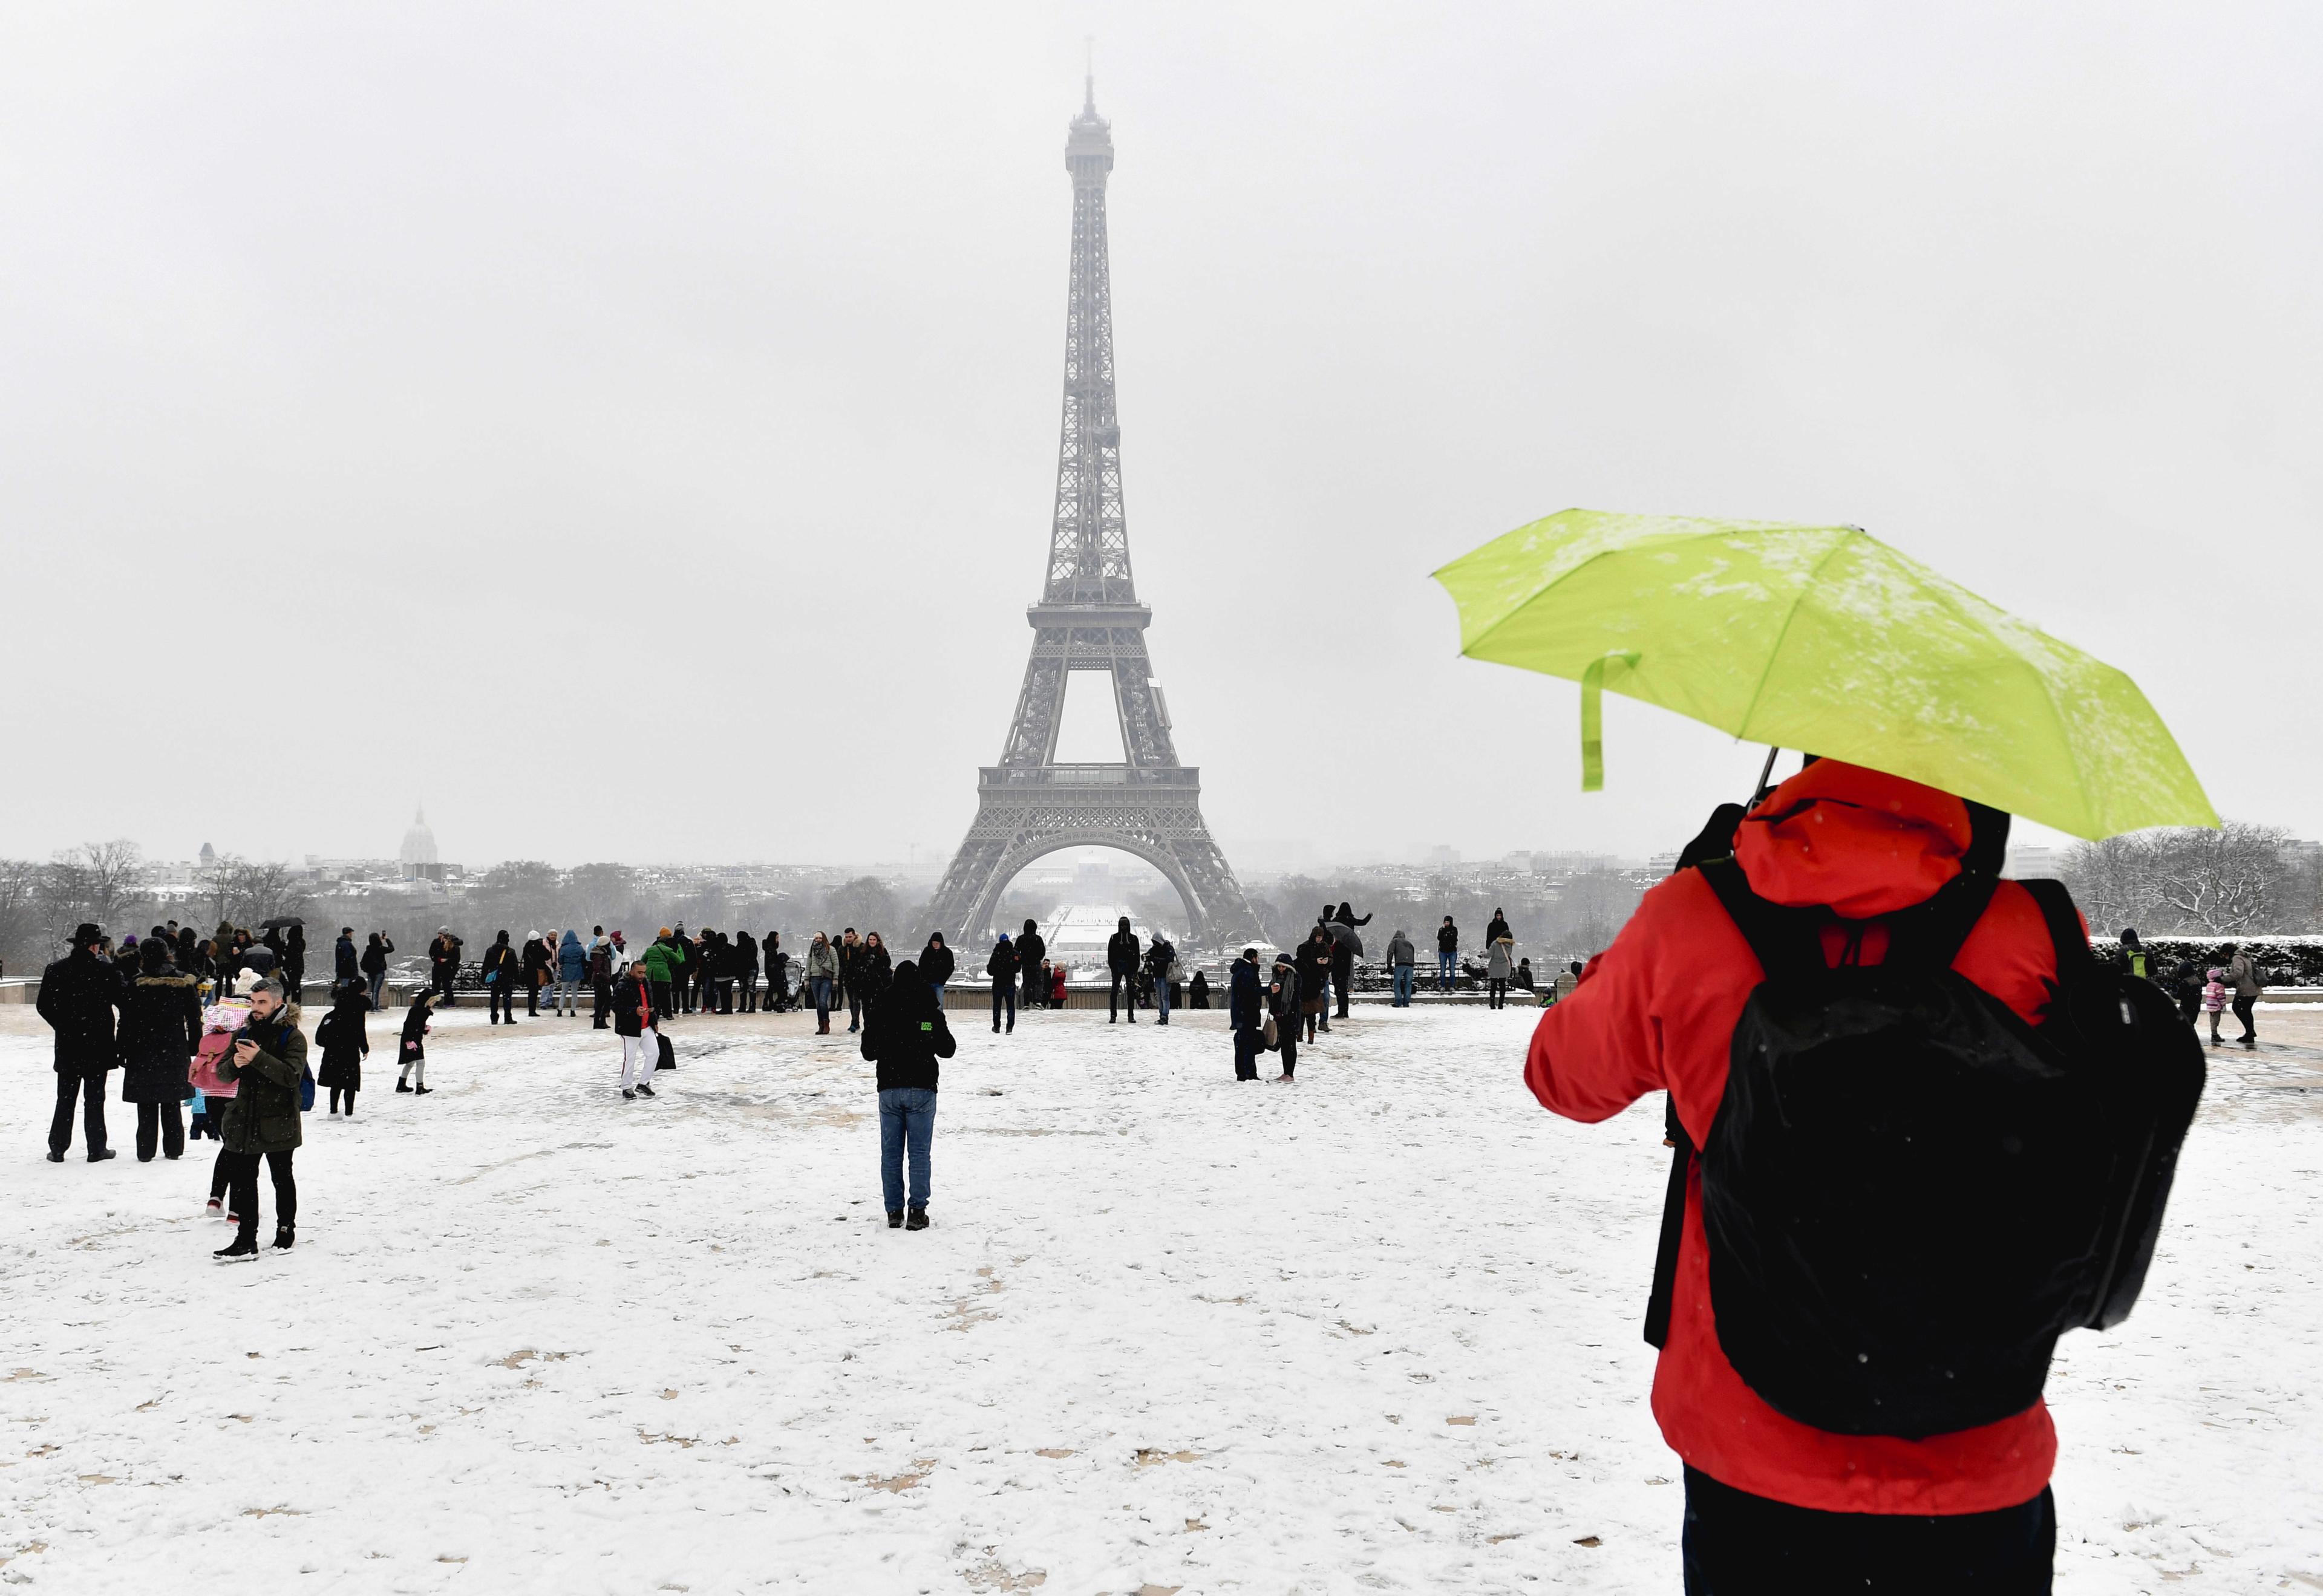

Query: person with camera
left=211, top=972, right=305, bottom=1260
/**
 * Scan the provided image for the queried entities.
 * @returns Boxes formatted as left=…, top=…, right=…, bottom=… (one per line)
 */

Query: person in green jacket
left=640, top=930, right=685, bottom=1021
left=212, top=972, right=306, bottom=1261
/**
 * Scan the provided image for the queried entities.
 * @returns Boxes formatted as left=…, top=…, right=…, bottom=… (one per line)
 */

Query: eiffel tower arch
left=924, top=78, right=1258, bottom=951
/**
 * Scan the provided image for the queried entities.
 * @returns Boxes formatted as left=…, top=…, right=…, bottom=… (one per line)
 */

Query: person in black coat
left=1228, top=948, right=1264, bottom=1081
left=315, top=981, right=370, bottom=1116
left=1106, top=917, right=1141, bottom=1024
left=520, top=931, right=551, bottom=1017
left=38, top=924, right=123, bottom=1162
left=861, top=960, right=955, bottom=1230
left=482, top=931, right=521, bottom=1024
left=1333, top=901, right=1372, bottom=928
left=118, top=937, right=201, bottom=1161
left=282, top=924, right=306, bottom=991
left=334, top=928, right=359, bottom=984
left=985, top=934, right=1019, bottom=1035
left=359, top=932, right=394, bottom=1011
left=1016, top=919, right=1048, bottom=1013
left=1189, top=968, right=1211, bottom=1009
left=920, top=933, right=956, bottom=1007
left=1295, top=925, right=1335, bottom=1041
left=735, top=930, right=760, bottom=1012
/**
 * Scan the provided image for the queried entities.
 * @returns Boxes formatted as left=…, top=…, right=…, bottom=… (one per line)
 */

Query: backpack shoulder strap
left=2018, top=877, right=2095, bottom=976
left=1882, top=869, right=2004, bottom=972
left=1642, top=1102, right=1692, bottom=1349
left=1697, top=858, right=1826, bottom=982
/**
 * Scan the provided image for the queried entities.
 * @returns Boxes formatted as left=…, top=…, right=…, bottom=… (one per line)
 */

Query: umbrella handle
left=1580, top=651, right=1641, bottom=792
left=1751, top=745, right=1780, bottom=807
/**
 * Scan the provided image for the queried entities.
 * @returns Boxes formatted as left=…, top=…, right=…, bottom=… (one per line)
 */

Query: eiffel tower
left=923, top=77, right=1257, bottom=950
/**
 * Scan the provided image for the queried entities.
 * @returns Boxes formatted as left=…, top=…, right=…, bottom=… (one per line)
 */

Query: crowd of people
left=30, top=897, right=1580, bottom=1264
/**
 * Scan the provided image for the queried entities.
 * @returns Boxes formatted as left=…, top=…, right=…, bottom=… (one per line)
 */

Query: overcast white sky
left=2, top=2, right=2316, bottom=870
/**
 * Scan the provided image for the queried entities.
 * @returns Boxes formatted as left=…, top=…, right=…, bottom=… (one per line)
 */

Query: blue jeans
left=930, top=982, right=946, bottom=1009
left=1393, top=965, right=1414, bottom=1005
left=367, top=971, right=387, bottom=1011
left=811, top=977, right=833, bottom=1024
left=1437, top=951, right=1456, bottom=991
left=1154, top=978, right=1171, bottom=1021
left=878, top=1087, right=936, bottom=1213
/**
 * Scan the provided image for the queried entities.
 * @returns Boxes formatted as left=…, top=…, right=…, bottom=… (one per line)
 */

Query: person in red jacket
left=1526, top=758, right=2064, bottom=1591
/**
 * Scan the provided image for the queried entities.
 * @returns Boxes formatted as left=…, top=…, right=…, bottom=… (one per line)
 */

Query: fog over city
left=4, top=2, right=2318, bottom=871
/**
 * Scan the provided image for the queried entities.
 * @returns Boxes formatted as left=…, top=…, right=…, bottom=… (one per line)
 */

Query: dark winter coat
left=283, top=927, right=306, bottom=983
left=854, top=943, right=894, bottom=1008
left=315, top=994, right=370, bottom=1090
left=335, top=934, right=359, bottom=982
left=1107, top=927, right=1140, bottom=976
left=1386, top=931, right=1417, bottom=967
left=36, top=947, right=122, bottom=1074
left=920, top=941, right=956, bottom=986
left=1145, top=937, right=1177, bottom=983
left=117, top=969, right=201, bottom=1102
left=985, top=940, right=1019, bottom=983
left=361, top=935, right=393, bottom=978
left=1486, top=914, right=1512, bottom=946
left=613, top=971, right=653, bottom=1038
left=399, top=1002, right=432, bottom=1063
left=482, top=939, right=520, bottom=987
left=1295, top=935, right=1334, bottom=1006
left=1229, top=956, right=1263, bottom=1030
left=1189, top=969, right=1211, bottom=1008
left=859, top=961, right=956, bottom=1092
left=1016, top=929, right=1047, bottom=975
left=736, top=931, right=759, bottom=974
left=1437, top=922, right=1459, bottom=954
left=1268, top=959, right=1300, bottom=1020
left=521, top=936, right=551, bottom=983
left=218, top=1007, right=307, bottom=1154
left=1327, top=921, right=1361, bottom=975
left=430, top=934, right=463, bottom=974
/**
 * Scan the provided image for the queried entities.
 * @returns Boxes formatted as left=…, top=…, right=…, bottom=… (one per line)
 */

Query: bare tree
left=2062, top=822, right=2293, bottom=934
left=222, top=859, right=310, bottom=927
left=0, top=858, right=44, bottom=971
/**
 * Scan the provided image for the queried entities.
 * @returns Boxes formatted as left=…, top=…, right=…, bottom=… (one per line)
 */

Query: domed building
left=399, top=807, right=443, bottom=883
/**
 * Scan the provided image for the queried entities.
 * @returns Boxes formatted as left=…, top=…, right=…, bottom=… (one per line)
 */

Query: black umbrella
left=260, top=915, right=304, bottom=930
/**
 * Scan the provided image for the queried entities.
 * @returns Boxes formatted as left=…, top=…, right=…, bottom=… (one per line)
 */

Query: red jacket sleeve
left=1523, top=877, right=1685, bottom=1123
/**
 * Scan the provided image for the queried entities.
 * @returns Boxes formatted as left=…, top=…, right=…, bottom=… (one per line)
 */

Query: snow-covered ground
left=1, top=998, right=2317, bottom=1593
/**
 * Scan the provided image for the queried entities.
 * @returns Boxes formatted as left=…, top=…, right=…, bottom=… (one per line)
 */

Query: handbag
left=1262, top=1013, right=1279, bottom=1049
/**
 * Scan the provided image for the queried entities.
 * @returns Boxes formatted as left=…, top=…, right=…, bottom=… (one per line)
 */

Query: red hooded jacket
left=1524, top=760, right=2063, bottom=1514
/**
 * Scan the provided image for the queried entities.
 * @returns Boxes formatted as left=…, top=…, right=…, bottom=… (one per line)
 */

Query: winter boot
left=396, top=1079, right=413, bottom=1092
left=622, top=1088, right=636, bottom=1101
left=89, top=1148, right=116, bottom=1162
left=271, top=1226, right=295, bottom=1251
left=636, top=1083, right=655, bottom=1098
left=413, top=1084, right=432, bottom=1096
left=46, top=1151, right=64, bottom=1163
left=214, top=1234, right=260, bottom=1262
left=887, top=1210, right=904, bottom=1229
left=904, top=1208, right=929, bottom=1231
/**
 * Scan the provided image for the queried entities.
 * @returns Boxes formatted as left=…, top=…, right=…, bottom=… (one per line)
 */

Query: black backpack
left=1642, top=862, right=2204, bottom=1439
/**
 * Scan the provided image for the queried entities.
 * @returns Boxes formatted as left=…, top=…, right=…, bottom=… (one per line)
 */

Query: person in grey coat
left=1485, top=933, right=1515, bottom=1011
left=2222, top=944, right=2260, bottom=1049
left=1385, top=928, right=1417, bottom=1006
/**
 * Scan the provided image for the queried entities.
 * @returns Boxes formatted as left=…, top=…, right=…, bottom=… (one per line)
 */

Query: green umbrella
left=1431, top=509, right=2215, bottom=840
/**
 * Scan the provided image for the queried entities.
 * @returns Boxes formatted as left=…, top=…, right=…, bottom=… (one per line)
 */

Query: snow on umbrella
left=1430, top=509, right=2216, bottom=840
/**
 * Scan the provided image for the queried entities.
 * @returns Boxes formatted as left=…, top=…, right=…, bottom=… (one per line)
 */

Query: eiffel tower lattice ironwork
left=924, top=78, right=1258, bottom=949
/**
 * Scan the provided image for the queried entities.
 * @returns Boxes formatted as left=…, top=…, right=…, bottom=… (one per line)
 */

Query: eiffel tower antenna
left=922, top=80, right=1258, bottom=949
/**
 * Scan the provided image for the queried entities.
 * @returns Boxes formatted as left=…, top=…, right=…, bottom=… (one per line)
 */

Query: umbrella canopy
left=259, top=915, right=304, bottom=930
left=1431, top=509, right=2215, bottom=840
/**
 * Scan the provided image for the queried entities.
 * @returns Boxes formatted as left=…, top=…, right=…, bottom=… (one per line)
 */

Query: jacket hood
left=560, top=930, right=583, bottom=948
left=1734, top=758, right=1972, bottom=919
